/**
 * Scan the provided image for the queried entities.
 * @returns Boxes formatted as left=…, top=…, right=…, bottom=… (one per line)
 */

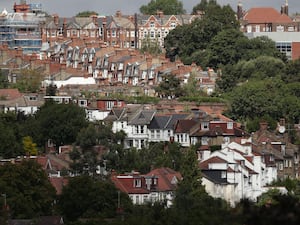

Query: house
left=238, top=1, right=300, bottom=60
left=0, top=89, right=44, bottom=115
left=199, top=138, right=277, bottom=206
left=111, top=167, right=182, bottom=207
left=252, top=121, right=300, bottom=179
left=126, top=109, right=156, bottom=149
left=148, top=113, right=189, bottom=143
left=190, top=110, right=248, bottom=147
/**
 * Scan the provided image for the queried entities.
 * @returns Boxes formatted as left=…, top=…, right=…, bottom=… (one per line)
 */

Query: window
left=255, top=25, right=260, bottom=32
left=135, top=196, right=139, bottom=204
left=140, top=126, right=144, bottom=134
left=201, top=122, right=209, bottom=130
left=284, top=160, right=289, bottom=168
left=170, top=22, right=176, bottom=28
left=221, top=171, right=226, bottom=178
left=150, top=21, right=155, bottom=28
left=150, top=31, right=155, bottom=38
left=201, top=137, right=208, bottom=145
left=134, top=179, right=141, bottom=187
left=227, top=122, right=233, bottom=129
left=111, top=30, right=116, bottom=37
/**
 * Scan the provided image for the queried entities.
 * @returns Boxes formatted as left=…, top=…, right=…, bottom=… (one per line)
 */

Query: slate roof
left=129, top=110, right=156, bottom=125
left=202, top=170, right=229, bottom=185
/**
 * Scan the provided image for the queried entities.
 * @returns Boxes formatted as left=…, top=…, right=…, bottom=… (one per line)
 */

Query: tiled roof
left=174, top=119, right=198, bottom=133
left=243, top=7, right=292, bottom=23
left=111, top=175, right=150, bottom=194
left=0, top=88, right=22, bottom=100
left=199, top=156, right=228, bottom=170
left=49, top=177, right=69, bottom=195
left=145, top=167, right=182, bottom=192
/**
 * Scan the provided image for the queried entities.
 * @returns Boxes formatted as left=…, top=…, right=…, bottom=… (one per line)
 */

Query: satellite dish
left=278, top=126, right=286, bottom=134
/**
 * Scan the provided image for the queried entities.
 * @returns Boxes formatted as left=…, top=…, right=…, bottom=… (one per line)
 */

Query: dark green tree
left=0, top=160, right=56, bottom=219
left=165, top=1, right=238, bottom=65
left=140, top=0, right=185, bottom=15
left=155, top=73, right=183, bottom=98
left=34, top=101, right=88, bottom=149
left=59, top=176, right=132, bottom=222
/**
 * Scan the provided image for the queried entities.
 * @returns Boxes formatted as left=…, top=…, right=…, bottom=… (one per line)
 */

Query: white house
left=199, top=138, right=277, bottom=206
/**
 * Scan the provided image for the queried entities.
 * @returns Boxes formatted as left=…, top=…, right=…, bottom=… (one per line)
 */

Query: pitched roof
left=243, top=7, right=292, bottom=24
left=174, top=119, right=198, bottom=133
left=145, top=167, right=182, bottom=191
left=129, top=110, right=156, bottom=125
left=0, top=89, right=22, bottom=100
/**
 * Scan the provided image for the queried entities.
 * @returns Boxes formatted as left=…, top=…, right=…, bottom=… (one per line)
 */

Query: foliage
left=104, top=142, right=183, bottom=174
left=224, top=78, right=300, bottom=124
left=0, top=160, right=56, bottom=219
left=34, top=101, right=88, bottom=149
left=59, top=176, right=132, bottom=222
left=140, top=36, right=162, bottom=56
left=164, top=1, right=238, bottom=66
left=155, top=73, right=183, bottom=98
left=46, top=83, right=57, bottom=96
left=76, top=11, right=98, bottom=17
left=22, top=136, right=38, bottom=156
left=0, top=69, right=9, bottom=88
left=0, top=112, right=24, bottom=158
left=11, top=69, right=44, bottom=93
left=140, top=0, right=185, bottom=15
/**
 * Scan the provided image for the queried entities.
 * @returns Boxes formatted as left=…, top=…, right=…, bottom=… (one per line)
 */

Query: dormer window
left=201, top=122, right=209, bottom=130
left=134, top=178, right=141, bottom=188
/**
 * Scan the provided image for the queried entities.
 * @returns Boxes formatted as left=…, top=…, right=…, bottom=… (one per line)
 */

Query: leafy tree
left=165, top=1, right=238, bottom=65
left=155, top=73, right=183, bottom=98
left=0, top=160, right=56, bottom=219
left=225, top=78, right=300, bottom=123
left=284, top=58, right=300, bottom=82
left=76, top=11, right=98, bottom=17
left=205, top=28, right=246, bottom=68
left=59, top=176, right=132, bottom=222
left=140, top=36, right=162, bottom=56
left=22, top=136, right=38, bottom=156
left=34, top=101, right=88, bottom=149
left=140, top=0, right=185, bottom=15
left=46, top=83, right=57, bottom=96
left=11, top=69, right=44, bottom=93
left=192, top=0, right=211, bottom=14
left=0, top=69, right=9, bottom=88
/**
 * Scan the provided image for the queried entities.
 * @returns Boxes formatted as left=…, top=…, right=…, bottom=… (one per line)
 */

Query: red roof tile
left=244, top=8, right=292, bottom=24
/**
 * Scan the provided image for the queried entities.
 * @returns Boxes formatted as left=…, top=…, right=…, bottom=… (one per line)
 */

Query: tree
left=140, top=36, right=162, bottom=56
left=164, top=1, right=238, bottom=66
left=11, top=69, right=44, bottom=93
left=140, top=0, right=185, bottom=15
left=34, top=101, right=88, bottom=149
left=225, top=78, right=300, bottom=124
left=22, top=136, right=38, bottom=156
left=0, top=160, right=56, bottom=219
left=155, top=73, right=183, bottom=98
left=59, top=176, right=132, bottom=222
left=76, top=11, right=98, bottom=17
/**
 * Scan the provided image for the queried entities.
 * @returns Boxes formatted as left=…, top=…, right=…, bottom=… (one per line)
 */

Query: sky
left=0, top=0, right=299, bottom=17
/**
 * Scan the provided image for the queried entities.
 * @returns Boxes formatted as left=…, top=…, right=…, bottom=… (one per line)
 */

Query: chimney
left=281, top=0, right=289, bottom=15
left=102, top=17, right=107, bottom=42
left=115, top=10, right=122, bottom=18
left=237, top=1, right=243, bottom=20
left=53, top=14, right=59, bottom=26
left=157, top=10, right=164, bottom=18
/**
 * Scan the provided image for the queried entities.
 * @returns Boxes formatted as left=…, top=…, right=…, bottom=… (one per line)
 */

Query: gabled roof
left=145, top=167, right=182, bottom=192
left=174, top=119, right=198, bottom=133
left=243, top=7, right=293, bottom=24
left=199, top=156, right=228, bottom=170
left=148, top=115, right=171, bottom=129
left=129, top=110, right=156, bottom=125
left=111, top=174, right=150, bottom=194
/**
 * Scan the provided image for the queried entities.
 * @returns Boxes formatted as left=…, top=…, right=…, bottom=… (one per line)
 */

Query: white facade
left=200, top=140, right=277, bottom=206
